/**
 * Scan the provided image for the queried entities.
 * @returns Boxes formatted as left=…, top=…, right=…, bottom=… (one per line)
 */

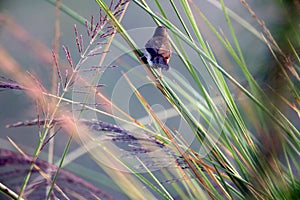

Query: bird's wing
left=146, top=36, right=171, bottom=61
left=145, top=37, right=163, bottom=53
left=145, top=38, right=154, bottom=49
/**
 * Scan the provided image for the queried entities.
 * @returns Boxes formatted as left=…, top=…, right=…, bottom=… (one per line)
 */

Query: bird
left=145, top=26, right=172, bottom=71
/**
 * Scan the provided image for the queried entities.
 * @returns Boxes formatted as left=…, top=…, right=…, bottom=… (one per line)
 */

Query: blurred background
left=0, top=0, right=299, bottom=199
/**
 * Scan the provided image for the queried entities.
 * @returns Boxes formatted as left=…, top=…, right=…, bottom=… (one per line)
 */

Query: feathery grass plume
left=1, top=1, right=130, bottom=199
left=0, top=149, right=114, bottom=200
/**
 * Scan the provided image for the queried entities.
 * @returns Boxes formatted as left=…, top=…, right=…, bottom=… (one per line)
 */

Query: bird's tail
left=152, top=56, right=169, bottom=70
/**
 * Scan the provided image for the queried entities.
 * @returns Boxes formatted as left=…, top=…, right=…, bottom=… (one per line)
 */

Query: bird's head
left=153, top=26, right=168, bottom=37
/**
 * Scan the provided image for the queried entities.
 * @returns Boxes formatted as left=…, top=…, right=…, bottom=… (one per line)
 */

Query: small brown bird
left=145, top=26, right=171, bottom=71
